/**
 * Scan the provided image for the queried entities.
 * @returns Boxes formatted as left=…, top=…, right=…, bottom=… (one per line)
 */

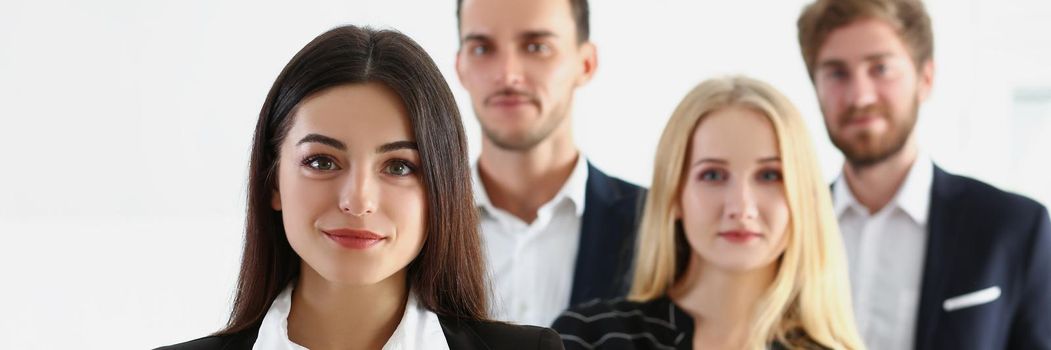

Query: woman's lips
left=323, top=229, right=386, bottom=249
left=717, top=230, right=762, bottom=244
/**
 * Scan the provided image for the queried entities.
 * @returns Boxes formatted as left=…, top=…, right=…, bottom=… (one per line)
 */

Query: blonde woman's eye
left=700, top=170, right=726, bottom=181
left=384, top=160, right=416, bottom=176
left=301, top=156, right=340, bottom=171
left=759, top=170, right=783, bottom=182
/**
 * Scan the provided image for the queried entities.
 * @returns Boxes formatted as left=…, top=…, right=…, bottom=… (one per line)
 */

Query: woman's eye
left=759, top=169, right=783, bottom=182
left=384, top=160, right=415, bottom=176
left=699, top=170, right=726, bottom=181
left=303, top=156, right=340, bottom=171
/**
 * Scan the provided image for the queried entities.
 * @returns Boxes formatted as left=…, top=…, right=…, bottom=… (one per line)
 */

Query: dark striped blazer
left=552, top=297, right=824, bottom=350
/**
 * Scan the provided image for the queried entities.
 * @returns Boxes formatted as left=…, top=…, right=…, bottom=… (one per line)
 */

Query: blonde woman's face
left=678, top=106, right=790, bottom=272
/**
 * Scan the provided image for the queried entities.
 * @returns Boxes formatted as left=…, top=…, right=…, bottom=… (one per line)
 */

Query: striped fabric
left=552, top=297, right=692, bottom=350
left=551, top=297, right=814, bottom=350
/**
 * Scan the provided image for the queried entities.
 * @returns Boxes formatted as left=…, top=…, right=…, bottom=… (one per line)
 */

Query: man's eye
left=471, top=45, right=489, bottom=55
left=303, top=156, right=339, bottom=171
left=829, top=69, right=848, bottom=80
left=873, top=64, right=888, bottom=75
left=384, top=160, right=415, bottom=176
left=526, top=42, right=548, bottom=53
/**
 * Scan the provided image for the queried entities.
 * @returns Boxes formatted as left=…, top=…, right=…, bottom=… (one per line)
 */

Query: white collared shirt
left=473, top=154, right=588, bottom=327
left=253, top=284, right=450, bottom=350
left=833, top=153, right=933, bottom=350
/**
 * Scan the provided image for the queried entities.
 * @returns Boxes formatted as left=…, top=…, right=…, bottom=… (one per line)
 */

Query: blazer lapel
left=225, top=328, right=259, bottom=350
left=914, top=165, right=963, bottom=350
left=438, top=316, right=489, bottom=349
left=569, top=163, right=633, bottom=305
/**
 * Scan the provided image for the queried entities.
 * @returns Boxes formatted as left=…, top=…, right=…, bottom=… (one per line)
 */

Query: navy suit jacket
left=909, top=165, right=1051, bottom=349
left=567, top=162, right=646, bottom=307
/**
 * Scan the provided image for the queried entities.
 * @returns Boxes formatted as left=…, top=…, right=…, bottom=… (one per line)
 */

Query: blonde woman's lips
left=717, top=230, right=762, bottom=244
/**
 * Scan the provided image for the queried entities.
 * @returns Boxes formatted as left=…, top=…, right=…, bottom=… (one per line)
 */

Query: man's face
left=456, top=0, right=596, bottom=151
left=813, top=18, right=933, bottom=167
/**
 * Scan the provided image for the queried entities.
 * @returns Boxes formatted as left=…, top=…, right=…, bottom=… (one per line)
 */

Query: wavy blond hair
left=628, top=76, right=863, bottom=350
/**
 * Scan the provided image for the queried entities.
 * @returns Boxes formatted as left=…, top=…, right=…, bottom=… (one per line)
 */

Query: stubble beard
left=478, top=98, right=571, bottom=152
left=830, top=95, right=919, bottom=170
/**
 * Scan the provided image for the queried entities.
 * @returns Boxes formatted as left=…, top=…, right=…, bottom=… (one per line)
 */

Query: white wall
left=0, top=1, right=1047, bottom=348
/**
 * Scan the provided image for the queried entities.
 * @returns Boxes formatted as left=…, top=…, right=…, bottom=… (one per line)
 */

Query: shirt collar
left=832, top=152, right=933, bottom=225
left=831, top=174, right=855, bottom=218
left=895, top=152, right=933, bottom=225
left=254, top=284, right=450, bottom=350
left=472, top=162, right=495, bottom=214
left=382, top=289, right=449, bottom=350
left=472, top=153, right=589, bottom=217
left=254, top=284, right=302, bottom=350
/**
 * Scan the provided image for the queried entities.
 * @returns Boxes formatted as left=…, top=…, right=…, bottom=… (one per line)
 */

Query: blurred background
left=0, top=0, right=1048, bottom=348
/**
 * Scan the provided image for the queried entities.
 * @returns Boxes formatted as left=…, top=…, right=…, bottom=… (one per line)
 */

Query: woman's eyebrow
left=295, top=135, right=418, bottom=154
left=758, top=156, right=781, bottom=163
left=691, top=158, right=726, bottom=168
left=376, top=140, right=418, bottom=153
left=296, top=133, right=345, bottom=150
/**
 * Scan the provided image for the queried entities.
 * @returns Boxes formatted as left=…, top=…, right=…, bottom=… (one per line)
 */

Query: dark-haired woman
left=158, top=25, right=562, bottom=350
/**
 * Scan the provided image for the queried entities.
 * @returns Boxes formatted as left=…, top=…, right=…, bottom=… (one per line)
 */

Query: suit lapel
left=914, top=165, right=962, bottom=350
left=569, top=163, right=626, bottom=305
left=213, top=324, right=261, bottom=350
left=226, top=329, right=259, bottom=350
left=438, top=316, right=490, bottom=349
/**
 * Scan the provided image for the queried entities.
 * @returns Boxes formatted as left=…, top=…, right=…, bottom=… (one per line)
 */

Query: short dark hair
left=456, top=0, right=590, bottom=44
left=797, top=0, right=934, bottom=80
left=219, top=25, right=489, bottom=335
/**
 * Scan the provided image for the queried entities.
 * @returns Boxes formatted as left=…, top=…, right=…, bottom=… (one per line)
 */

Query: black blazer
left=157, top=316, right=563, bottom=350
left=876, top=165, right=1051, bottom=349
left=569, top=162, right=646, bottom=306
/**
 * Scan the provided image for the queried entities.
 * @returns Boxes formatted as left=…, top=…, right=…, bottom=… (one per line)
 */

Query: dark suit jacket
left=889, top=165, right=1051, bottom=349
left=568, top=163, right=646, bottom=307
left=156, top=316, right=563, bottom=350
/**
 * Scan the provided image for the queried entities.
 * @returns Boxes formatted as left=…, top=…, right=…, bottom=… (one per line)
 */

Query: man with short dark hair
left=798, top=0, right=1051, bottom=348
left=455, top=0, right=644, bottom=327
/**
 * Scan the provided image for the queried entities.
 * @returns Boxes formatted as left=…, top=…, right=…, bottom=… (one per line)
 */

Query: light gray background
left=1, top=0, right=1048, bottom=348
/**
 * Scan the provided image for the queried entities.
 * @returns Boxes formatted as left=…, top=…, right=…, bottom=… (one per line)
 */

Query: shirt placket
left=857, top=210, right=879, bottom=341
left=504, top=216, right=530, bottom=321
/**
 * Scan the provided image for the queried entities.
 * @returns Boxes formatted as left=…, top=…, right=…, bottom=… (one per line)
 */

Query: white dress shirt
left=473, top=155, right=588, bottom=327
left=253, top=284, right=450, bottom=350
left=833, top=153, right=933, bottom=350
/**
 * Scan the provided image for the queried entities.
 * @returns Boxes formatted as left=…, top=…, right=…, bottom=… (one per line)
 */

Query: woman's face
left=272, top=82, right=427, bottom=286
left=679, top=106, right=790, bottom=273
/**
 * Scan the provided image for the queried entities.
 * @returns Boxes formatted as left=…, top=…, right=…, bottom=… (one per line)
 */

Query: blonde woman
left=552, top=76, right=863, bottom=350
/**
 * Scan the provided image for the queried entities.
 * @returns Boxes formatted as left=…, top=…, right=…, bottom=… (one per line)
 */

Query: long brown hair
left=219, top=25, right=488, bottom=335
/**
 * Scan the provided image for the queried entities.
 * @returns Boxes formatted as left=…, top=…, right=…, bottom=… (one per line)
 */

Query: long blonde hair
left=628, top=76, right=863, bottom=350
